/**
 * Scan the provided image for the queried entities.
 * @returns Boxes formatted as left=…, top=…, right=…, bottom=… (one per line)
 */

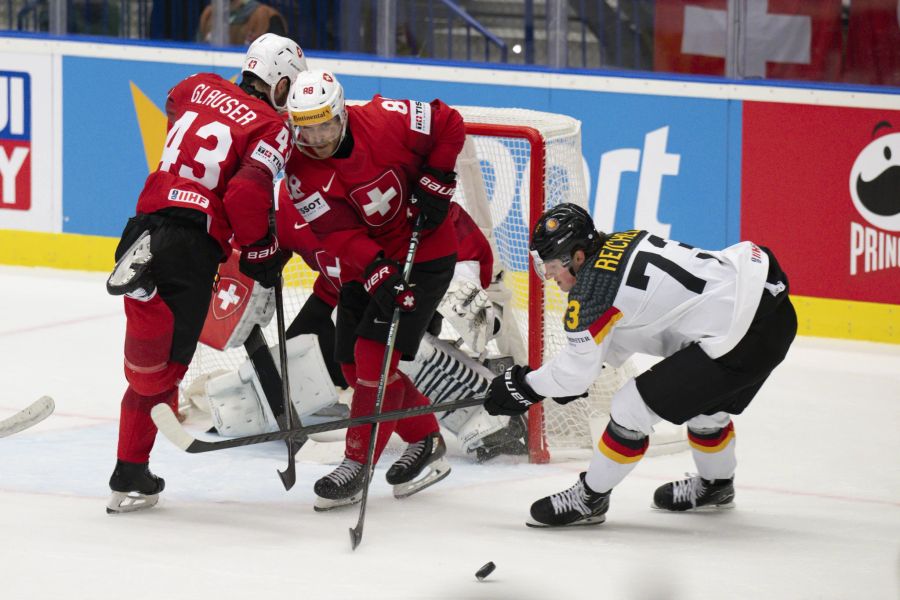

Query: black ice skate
left=106, top=460, right=165, bottom=514
left=652, top=474, right=735, bottom=512
left=386, top=431, right=451, bottom=499
left=314, top=458, right=365, bottom=511
left=527, top=472, right=610, bottom=528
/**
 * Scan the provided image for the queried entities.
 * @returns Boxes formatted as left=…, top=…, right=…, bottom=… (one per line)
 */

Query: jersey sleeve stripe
left=587, top=307, right=623, bottom=345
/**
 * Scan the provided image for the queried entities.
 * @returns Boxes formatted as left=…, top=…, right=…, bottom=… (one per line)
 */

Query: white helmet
left=287, top=70, right=347, bottom=158
left=241, top=33, right=307, bottom=112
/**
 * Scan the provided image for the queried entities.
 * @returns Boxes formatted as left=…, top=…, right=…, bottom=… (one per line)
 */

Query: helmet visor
left=530, top=250, right=569, bottom=281
left=291, top=113, right=345, bottom=148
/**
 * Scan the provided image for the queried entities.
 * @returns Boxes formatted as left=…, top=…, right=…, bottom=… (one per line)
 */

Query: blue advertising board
left=61, top=54, right=740, bottom=250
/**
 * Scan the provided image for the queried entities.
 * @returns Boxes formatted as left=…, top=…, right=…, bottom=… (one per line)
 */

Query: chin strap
left=239, top=79, right=272, bottom=108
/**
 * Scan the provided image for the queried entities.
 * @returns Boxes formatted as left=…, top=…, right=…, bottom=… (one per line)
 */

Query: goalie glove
left=363, top=255, right=417, bottom=317
left=484, top=365, right=544, bottom=416
left=438, top=279, right=493, bottom=354
left=410, top=166, right=456, bottom=229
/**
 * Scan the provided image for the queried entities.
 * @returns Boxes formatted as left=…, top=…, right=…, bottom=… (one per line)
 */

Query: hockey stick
left=350, top=213, right=425, bottom=551
left=274, top=273, right=305, bottom=490
left=150, top=393, right=485, bottom=453
left=0, top=396, right=55, bottom=438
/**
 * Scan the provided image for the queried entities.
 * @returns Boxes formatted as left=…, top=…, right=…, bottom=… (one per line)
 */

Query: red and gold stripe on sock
left=597, top=425, right=648, bottom=464
left=587, top=307, right=623, bottom=345
left=688, top=422, right=735, bottom=453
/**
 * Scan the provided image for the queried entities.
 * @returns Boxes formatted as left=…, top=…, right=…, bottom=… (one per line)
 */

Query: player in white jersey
left=484, top=203, right=797, bottom=527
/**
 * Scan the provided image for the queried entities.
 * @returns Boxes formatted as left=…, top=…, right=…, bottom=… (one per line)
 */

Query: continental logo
left=594, top=230, right=641, bottom=272
left=291, top=106, right=334, bottom=126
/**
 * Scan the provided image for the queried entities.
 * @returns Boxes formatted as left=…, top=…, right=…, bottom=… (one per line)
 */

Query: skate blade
left=392, top=458, right=451, bottom=499
left=525, top=514, right=606, bottom=528
left=651, top=501, right=736, bottom=512
left=106, top=491, right=159, bottom=514
left=313, top=491, right=362, bottom=512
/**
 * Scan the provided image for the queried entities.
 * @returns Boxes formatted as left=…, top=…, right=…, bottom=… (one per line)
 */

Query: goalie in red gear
left=283, top=69, right=466, bottom=509
left=104, top=34, right=307, bottom=514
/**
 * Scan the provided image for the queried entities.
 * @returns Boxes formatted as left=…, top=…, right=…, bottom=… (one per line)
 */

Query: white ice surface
left=0, top=266, right=898, bottom=600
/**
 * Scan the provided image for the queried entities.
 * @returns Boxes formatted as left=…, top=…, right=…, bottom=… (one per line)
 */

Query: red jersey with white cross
left=136, top=73, right=292, bottom=251
left=277, top=183, right=491, bottom=310
left=282, top=94, right=466, bottom=280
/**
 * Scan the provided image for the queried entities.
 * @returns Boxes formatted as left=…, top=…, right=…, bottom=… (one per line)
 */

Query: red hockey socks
left=394, top=371, right=439, bottom=444
left=117, top=385, right=178, bottom=463
left=344, top=338, right=404, bottom=464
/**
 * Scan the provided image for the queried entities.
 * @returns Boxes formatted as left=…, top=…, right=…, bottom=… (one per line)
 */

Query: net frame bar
left=464, top=122, right=550, bottom=464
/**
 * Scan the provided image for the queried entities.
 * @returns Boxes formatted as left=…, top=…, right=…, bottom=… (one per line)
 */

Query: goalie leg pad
left=206, top=361, right=278, bottom=437
left=455, top=408, right=510, bottom=453
left=273, top=334, right=340, bottom=419
left=205, top=335, right=340, bottom=437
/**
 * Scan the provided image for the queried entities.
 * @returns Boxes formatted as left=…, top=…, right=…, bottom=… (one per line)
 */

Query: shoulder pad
left=564, top=230, right=646, bottom=332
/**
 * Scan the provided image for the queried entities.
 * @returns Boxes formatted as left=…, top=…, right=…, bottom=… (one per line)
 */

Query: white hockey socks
left=585, top=418, right=649, bottom=494
left=685, top=413, right=737, bottom=481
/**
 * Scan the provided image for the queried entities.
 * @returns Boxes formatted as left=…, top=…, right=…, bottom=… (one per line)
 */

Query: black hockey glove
left=410, top=166, right=456, bottom=230
left=363, top=255, right=417, bottom=317
left=484, top=365, right=545, bottom=416
left=239, top=234, right=290, bottom=289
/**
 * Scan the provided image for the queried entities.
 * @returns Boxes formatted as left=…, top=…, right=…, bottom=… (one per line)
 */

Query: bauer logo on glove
left=364, top=256, right=418, bottom=316
left=485, top=365, right=545, bottom=416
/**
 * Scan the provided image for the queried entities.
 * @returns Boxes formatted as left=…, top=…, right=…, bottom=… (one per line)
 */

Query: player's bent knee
left=686, top=411, right=732, bottom=432
left=609, top=379, right=662, bottom=436
left=125, top=361, right=187, bottom=397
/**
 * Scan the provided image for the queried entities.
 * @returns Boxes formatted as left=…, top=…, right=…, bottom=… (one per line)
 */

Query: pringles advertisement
left=741, top=102, right=900, bottom=305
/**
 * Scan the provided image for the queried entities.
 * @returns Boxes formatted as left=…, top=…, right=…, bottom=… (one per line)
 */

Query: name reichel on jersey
left=526, top=230, right=770, bottom=399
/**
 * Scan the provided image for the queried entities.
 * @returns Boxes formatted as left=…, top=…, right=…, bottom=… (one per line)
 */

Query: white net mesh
left=181, top=103, right=635, bottom=459
left=452, top=107, right=636, bottom=455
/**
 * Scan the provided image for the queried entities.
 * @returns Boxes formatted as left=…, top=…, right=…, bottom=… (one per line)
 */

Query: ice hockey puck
left=475, top=561, right=496, bottom=581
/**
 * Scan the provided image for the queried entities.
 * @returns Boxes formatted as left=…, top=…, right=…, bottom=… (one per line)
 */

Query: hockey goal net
left=451, top=107, right=636, bottom=463
left=181, top=104, right=635, bottom=463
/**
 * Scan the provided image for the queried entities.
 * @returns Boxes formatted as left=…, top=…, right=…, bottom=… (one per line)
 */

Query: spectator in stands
left=197, top=0, right=289, bottom=46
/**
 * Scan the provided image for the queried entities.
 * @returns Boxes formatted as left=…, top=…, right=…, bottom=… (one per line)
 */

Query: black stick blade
left=349, top=526, right=362, bottom=550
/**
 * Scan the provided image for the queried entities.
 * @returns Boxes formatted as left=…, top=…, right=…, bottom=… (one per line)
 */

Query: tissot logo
left=848, top=121, right=900, bottom=275
left=0, top=71, right=31, bottom=211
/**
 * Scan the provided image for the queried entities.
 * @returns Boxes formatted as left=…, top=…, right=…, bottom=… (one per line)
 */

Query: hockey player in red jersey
left=484, top=203, right=797, bottom=527
left=104, top=33, right=307, bottom=514
left=282, top=69, right=466, bottom=509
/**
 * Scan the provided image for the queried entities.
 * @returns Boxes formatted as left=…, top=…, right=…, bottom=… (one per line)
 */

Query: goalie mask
left=240, top=33, right=307, bottom=113
left=529, top=203, right=602, bottom=280
left=287, top=70, right=347, bottom=159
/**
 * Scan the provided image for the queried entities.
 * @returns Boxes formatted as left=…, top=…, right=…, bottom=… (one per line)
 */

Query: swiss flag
left=843, top=0, right=900, bottom=86
left=654, top=0, right=842, bottom=81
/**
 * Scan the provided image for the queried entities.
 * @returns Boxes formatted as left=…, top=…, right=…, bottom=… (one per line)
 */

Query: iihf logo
left=0, top=71, right=31, bottom=211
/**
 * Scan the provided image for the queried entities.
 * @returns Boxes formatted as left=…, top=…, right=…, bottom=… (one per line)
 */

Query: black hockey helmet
left=529, top=203, right=602, bottom=279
